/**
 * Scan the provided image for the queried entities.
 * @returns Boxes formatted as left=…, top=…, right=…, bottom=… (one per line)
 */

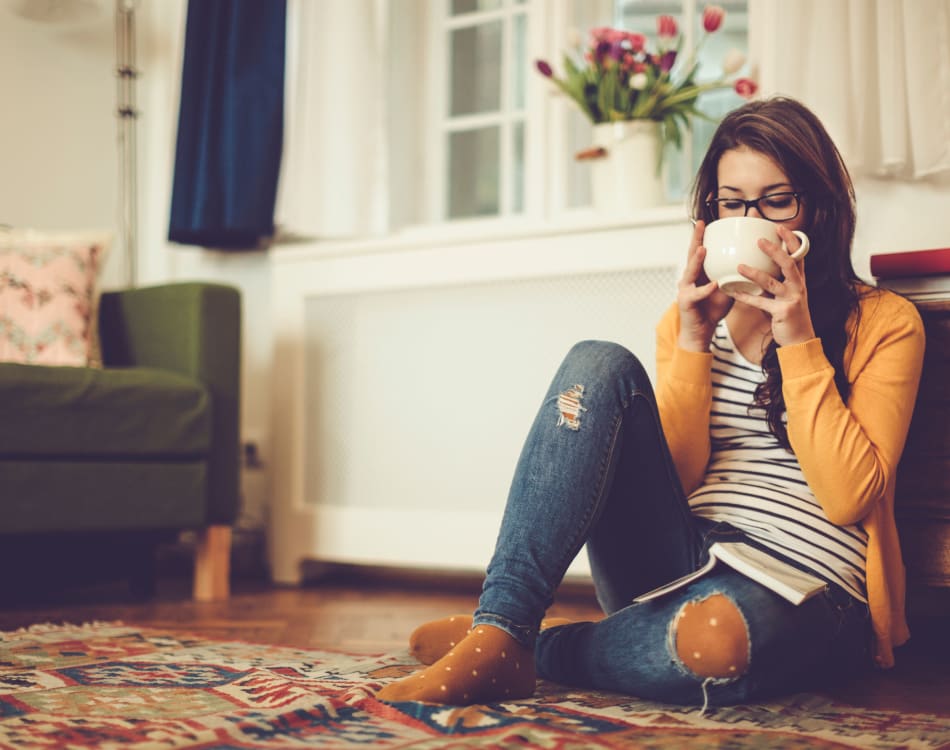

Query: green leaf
left=584, top=82, right=602, bottom=122
left=547, top=77, right=594, bottom=122
left=603, top=70, right=613, bottom=113
left=563, top=54, right=581, bottom=79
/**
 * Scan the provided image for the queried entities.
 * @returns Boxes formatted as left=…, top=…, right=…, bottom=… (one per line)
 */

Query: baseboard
left=298, top=559, right=599, bottom=603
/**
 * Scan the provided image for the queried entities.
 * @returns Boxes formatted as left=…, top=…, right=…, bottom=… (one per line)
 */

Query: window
left=439, top=0, right=529, bottom=220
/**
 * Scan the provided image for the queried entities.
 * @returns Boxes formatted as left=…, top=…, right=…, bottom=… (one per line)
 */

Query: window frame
left=427, top=0, right=541, bottom=224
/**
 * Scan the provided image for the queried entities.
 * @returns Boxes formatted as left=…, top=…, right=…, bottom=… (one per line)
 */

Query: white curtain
left=275, top=0, right=390, bottom=238
left=748, top=0, right=950, bottom=179
left=276, top=0, right=431, bottom=239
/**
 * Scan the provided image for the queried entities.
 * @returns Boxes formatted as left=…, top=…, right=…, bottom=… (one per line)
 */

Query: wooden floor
left=1, top=567, right=948, bottom=717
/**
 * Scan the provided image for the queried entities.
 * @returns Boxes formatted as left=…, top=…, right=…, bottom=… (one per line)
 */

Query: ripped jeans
left=473, top=340, right=869, bottom=706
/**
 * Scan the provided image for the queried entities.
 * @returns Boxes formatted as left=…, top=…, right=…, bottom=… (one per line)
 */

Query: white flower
left=722, top=48, right=746, bottom=75
left=629, top=72, right=648, bottom=90
left=567, top=27, right=583, bottom=49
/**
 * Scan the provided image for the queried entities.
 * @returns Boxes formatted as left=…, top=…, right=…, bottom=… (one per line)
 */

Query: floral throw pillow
left=0, top=230, right=111, bottom=367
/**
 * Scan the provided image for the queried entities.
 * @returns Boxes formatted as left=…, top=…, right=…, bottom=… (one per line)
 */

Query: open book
left=633, top=542, right=828, bottom=606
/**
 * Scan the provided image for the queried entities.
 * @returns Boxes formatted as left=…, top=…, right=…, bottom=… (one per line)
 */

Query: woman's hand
left=677, top=220, right=734, bottom=352
left=731, top=225, right=816, bottom=347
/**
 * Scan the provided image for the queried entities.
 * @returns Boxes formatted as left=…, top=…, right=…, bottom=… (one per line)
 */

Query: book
left=870, top=247, right=950, bottom=279
left=633, top=542, right=828, bottom=606
left=875, top=275, right=950, bottom=298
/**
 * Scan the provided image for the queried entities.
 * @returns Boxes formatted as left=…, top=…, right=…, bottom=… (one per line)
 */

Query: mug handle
left=789, top=231, right=810, bottom=259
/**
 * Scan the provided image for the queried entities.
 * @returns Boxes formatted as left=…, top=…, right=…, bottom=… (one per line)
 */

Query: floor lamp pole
left=115, top=0, right=138, bottom=288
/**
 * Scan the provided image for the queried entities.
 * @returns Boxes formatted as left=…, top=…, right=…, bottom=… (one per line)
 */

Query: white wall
left=852, top=174, right=950, bottom=279
left=1, top=2, right=948, bottom=541
left=0, top=3, right=121, bottom=285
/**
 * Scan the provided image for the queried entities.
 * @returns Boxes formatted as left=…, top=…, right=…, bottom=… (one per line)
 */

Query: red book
left=870, top=247, right=950, bottom=279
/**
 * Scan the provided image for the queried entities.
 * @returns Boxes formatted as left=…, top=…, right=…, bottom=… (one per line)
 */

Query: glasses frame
left=705, top=191, right=805, bottom=223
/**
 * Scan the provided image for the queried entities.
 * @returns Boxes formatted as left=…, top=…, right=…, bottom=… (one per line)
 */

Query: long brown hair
left=691, top=96, right=862, bottom=449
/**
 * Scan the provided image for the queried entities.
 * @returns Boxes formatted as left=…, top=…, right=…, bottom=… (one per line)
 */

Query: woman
left=376, top=97, right=925, bottom=708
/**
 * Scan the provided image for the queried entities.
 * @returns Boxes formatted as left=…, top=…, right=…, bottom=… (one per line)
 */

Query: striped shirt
left=687, top=320, right=868, bottom=602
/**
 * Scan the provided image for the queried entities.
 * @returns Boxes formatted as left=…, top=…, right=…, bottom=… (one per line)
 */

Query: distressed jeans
left=473, top=340, right=869, bottom=706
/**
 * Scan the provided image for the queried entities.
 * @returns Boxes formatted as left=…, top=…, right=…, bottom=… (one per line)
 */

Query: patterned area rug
left=0, top=622, right=947, bottom=749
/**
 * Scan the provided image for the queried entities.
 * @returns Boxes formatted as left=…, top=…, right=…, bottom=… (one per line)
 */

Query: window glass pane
left=448, top=127, right=500, bottom=218
left=512, top=121, right=525, bottom=213
left=450, top=22, right=503, bottom=116
left=451, top=0, right=502, bottom=15
left=512, top=12, right=526, bottom=110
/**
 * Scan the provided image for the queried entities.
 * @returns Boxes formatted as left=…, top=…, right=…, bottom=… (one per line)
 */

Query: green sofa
left=0, top=282, right=241, bottom=600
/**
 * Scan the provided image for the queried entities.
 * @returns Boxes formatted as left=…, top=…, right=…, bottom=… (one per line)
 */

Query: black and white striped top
left=687, top=320, right=868, bottom=602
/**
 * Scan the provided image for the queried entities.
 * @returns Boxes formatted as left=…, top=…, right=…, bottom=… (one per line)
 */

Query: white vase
left=589, top=121, right=666, bottom=216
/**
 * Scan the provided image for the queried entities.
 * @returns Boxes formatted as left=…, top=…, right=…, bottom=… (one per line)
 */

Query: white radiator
left=269, top=219, right=686, bottom=583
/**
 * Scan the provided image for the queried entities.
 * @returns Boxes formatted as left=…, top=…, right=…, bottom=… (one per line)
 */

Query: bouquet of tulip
left=536, top=5, right=757, bottom=162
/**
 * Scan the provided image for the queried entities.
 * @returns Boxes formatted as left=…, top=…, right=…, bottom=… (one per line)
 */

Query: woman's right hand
left=676, top=220, right=733, bottom=352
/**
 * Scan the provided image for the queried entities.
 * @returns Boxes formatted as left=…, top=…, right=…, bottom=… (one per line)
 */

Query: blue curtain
left=169, top=0, right=286, bottom=250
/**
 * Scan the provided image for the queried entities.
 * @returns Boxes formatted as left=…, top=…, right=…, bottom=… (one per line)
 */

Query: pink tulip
left=623, top=32, right=646, bottom=52
left=703, top=5, right=725, bottom=32
left=591, top=27, right=627, bottom=45
left=734, top=77, right=758, bottom=99
left=590, top=28, right=645, bottom=53
left=657, top=15, right=678, bottom=39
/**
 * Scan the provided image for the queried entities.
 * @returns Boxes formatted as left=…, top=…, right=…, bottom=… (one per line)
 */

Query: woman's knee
left=553, top=341, right=652, bottom=430
left=562, top=341, right=648, bottom=388
left=671, top=593, right=750, bottom=680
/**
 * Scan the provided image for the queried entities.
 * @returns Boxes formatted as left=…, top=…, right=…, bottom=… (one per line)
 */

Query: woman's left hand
left=732, top=226, right=816, bottom=348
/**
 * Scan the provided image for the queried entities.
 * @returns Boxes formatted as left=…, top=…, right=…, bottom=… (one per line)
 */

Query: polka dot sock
left=409, top=614, right=473, bottom=665
left=408, top=615, right=575, bottom=665
left=376, top=623, right=535, bottom=705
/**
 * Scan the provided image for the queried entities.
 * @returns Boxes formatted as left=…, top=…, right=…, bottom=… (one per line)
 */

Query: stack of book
left=870, top=247, right=950, bottom=301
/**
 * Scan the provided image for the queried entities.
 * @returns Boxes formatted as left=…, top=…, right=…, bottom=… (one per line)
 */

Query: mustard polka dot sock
left=376, top=623, right=536, bottom=705
left=408, top=614, right=474, bottom=665
left=407, top=615, right=574, bottom=666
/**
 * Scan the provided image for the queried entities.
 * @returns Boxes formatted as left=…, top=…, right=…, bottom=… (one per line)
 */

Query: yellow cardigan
left=654, top=287, right=925, bottom=668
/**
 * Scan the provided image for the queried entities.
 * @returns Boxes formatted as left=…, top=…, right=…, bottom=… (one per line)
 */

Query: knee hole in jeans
left=670, top=593, right=750, bottom=680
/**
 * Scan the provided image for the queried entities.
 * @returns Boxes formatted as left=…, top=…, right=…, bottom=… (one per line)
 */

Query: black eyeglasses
left=705, top=191, right=804, bottom=222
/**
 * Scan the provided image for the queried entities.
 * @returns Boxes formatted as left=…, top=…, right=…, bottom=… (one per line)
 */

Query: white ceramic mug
left=702, top=216, right=810, bottom=296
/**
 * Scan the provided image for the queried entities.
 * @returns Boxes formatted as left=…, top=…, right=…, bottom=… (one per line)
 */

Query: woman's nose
left=747, top=204, right=765, bottom=219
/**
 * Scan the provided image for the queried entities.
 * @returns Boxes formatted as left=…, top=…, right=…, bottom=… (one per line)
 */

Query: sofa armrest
left=98, top=283, right=241, bottom=525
